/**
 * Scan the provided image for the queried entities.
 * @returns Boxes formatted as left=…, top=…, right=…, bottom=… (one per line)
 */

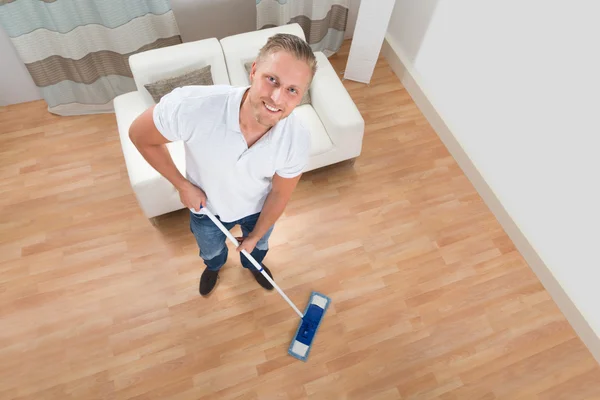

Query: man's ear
left=250, top=61, right=257, bottom=83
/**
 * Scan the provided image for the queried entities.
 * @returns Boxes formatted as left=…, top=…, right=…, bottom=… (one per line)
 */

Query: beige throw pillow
left=244, top=61, right=311, bottom=106
left=144, top=65, right=214, bottom=103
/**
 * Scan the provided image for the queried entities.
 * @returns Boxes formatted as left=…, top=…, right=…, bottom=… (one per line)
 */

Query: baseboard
left=381, top=34, right=600, bottom=366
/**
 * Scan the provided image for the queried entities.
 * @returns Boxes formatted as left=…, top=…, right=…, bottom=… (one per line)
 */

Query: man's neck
left=239, top=89, right=270, bottom=137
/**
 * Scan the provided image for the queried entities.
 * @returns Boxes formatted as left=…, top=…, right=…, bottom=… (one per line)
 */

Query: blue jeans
left=189, top=211, right=274, bottom=272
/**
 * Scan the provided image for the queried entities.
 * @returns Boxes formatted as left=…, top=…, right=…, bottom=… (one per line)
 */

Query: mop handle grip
left=197, top=206, right=304, bottom=319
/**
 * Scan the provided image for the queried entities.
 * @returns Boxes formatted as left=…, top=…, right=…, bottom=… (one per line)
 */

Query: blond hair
left=256, top=33, right=317, bottom=78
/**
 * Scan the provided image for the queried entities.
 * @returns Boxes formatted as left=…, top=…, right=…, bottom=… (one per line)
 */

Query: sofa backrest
left=128, top=37, right=231, bottom=108
left=220, top=23, right=307, bottom=87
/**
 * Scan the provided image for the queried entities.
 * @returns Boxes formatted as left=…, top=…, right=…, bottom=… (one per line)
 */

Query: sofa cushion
left=243, top=61, right=311, bottom=106
left=129, top=38, right=230, bottom=108
left=144, top=65, right=214, bottom=103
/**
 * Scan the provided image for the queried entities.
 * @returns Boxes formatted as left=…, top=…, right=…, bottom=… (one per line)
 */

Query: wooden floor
left=2, top=41, right=600, bottom=400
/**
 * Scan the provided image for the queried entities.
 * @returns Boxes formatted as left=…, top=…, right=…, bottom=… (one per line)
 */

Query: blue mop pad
left=288, top=291, right=331, bottom=362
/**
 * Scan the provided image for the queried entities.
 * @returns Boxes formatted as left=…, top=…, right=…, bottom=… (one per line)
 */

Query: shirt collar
left=227, top=85, right=280, bottom=146
left=227, top=85, right=250, bottom=133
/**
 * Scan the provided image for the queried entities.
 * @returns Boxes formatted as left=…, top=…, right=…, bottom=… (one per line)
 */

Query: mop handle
left=198, top=207, right=304, bottom=319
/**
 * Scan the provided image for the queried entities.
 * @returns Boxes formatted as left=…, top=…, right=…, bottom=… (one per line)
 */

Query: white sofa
left=114, top=23, right=364, bottom=219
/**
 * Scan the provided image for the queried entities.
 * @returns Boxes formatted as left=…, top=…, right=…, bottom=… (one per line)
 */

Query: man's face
left=247, top=50, right=312, bottom=128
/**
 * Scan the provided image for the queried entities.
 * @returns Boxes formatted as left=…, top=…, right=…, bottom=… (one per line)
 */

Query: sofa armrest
left=113, top=91, right=185, bottom=187
left=310, top=52, right=365, bottom=158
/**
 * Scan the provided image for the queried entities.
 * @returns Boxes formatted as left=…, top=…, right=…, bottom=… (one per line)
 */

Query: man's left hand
left=236, top=235, right=260, bottom=253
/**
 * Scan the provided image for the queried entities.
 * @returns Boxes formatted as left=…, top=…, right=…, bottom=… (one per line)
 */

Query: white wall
left=386, top=0, right=437, bottom=65
left=0, top=26, right=42, bottom=107
left=383, top=1, right=600, bottom=365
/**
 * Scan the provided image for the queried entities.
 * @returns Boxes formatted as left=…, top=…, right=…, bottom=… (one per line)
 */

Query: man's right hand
left=177, top=181, right=207, bottom=212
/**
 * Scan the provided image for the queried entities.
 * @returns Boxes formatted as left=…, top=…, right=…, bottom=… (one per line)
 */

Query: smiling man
left=129, top=33, right=316, bottom=296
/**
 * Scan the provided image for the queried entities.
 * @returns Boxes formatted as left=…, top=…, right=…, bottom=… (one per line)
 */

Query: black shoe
left=250, top=264, right=274, bottom=290
left=199, top=267, right=219, bottom=296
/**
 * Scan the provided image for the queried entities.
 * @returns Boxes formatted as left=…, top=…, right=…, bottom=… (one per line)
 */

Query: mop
left=200, top=206, right=330, bottom=362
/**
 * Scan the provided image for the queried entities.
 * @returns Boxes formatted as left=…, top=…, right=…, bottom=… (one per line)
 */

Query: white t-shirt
left=152, top=84, right=311, bottom=223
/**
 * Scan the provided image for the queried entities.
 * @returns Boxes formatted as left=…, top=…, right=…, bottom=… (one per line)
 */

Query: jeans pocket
left=191, top=211, right=206, bottom=220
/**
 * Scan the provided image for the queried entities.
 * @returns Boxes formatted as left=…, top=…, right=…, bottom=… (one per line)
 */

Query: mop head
left=288, top=291, right=331, bottom=362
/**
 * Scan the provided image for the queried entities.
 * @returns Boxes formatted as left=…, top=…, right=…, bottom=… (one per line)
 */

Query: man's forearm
left=135, top=143, right=189, bottom=191
left=250, top=191, right=288, bottom=240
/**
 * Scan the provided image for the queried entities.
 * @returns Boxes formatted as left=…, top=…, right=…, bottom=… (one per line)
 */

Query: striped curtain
left=0, top=0, right=182, bottom=116
left=256, top=0, right=349, bottom=57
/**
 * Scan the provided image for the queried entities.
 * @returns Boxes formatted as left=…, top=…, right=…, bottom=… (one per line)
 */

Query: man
left=129, top=33, right=317, bottom=296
